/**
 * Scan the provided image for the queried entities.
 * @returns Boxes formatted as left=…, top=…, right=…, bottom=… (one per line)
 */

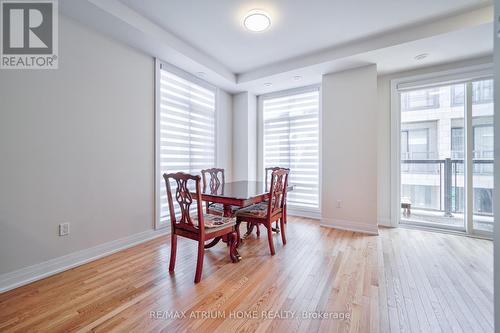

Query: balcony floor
left=401, top=209, right=493, bottom=233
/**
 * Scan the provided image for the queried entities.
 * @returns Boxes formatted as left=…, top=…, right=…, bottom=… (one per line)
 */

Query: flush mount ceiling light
left=244, top=9, right=271, bottom=32
left=293, top=75, right=302, bottom=81
left=414, top=53, right=429, bottom=61
left=263, top=82, right=272, bottom=87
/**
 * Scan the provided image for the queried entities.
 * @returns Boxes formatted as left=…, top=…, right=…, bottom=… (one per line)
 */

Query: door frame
left=390, top=63, right=493, bottom=237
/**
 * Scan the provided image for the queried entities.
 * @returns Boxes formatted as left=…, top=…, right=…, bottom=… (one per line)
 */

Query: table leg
left=223, top=204, right=242, bottom=249
left=219, top=233, right=241, bottom=261
left=223, top=204, right=233, bottom=217
left=243, top=222, right=255, bottom=239
left=228, top=232, right=241, bottom=263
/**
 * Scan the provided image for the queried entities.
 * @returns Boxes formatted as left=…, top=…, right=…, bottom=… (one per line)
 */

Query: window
left=406, top=128, right=429, bottom=159
left=473, top=124, right=494, bottom=159
left=261, top=87, right=320, bottom=210
left=451, top=80, right=494, bottom=106
left=400, top=128, right=433, bottom=173
left=473, top=124, right=494, bottom=174
left=451, top=127, right=464, bottom=159
left=156, top=62, right=216, bottom=227
left=403, top=88, right=440, bottom=111
left=453, top=123, right=494, bottom=174
left=451, top=84, right=465, bottom=106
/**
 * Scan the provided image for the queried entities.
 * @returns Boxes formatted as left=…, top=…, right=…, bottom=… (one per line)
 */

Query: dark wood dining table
left=200, top=180, right=293, bottom=216
left=200, top=181, right=293, bottom=246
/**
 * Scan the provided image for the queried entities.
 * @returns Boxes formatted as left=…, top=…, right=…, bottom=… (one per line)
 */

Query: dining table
left=200, top=180, right=293, bottom=247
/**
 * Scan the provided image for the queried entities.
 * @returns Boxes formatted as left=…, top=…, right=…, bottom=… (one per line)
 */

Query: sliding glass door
left=472, top=79, right=494, bottom=233
left=400, top=84, right=466, bottom=231
left=398, top=76, right=494, bottom=236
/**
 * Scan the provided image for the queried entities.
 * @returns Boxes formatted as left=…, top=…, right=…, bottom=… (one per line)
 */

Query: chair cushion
left=193, top=214, right=236, bottom=229
left=235, top=202, right=281, bottom=219
left=208, top=203, right=240, bottom=214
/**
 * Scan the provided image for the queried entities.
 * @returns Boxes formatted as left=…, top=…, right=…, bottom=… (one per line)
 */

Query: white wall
left=321, top=65, right=379, bottom=234
left=377, top=56, right=493, bottom=227
left=0, top=16, right=155, bottom=274
left=217, top=89, right=234, bottom=181
left=0, top=16, right=234, bottom=279
left=232, top=92, right=257, bottom=181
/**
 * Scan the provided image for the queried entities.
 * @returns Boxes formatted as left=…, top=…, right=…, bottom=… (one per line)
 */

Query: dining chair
left=265, top=166, right=281, bottom=191
left=247, top=166, right=281, bottom=237
left=164, top=172, right=240, bottom=283
left=266, top=166, right=290, bottom=229
left=201, top=168, right=240, bottom=216
left=235, top=168, right=290, bottom=255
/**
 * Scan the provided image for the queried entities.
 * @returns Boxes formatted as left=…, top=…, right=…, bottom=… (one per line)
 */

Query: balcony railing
left=401, top=158, right=494, bottom=217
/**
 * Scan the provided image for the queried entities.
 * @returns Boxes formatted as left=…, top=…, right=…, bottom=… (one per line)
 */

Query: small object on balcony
left=401, top=197, right=412, bottom=217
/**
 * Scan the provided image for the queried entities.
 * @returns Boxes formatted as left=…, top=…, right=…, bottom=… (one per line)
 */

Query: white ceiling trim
left=60, top=0, right=236, bottom=89
left=88, top=0, right=233, bottom=78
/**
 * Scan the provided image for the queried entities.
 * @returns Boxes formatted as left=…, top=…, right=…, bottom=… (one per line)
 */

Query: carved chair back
left=201, top=168, right=225, bottom=195
left=265, top=166, right=281, bottom=191
left=267, top=168, right=290, bottom=219
left=164, top=172, right=205, bottom=234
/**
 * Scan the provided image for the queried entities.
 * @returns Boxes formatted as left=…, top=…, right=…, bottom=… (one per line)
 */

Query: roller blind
left=396, top=66, right=492, bottom=92
left=262, top=87, right=320, bottom=210
left=157, top=64, right=216, bottom=226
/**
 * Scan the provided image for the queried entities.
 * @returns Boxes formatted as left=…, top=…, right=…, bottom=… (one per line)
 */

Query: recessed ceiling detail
left=414, top=53, right=429, bottom=61
left=118, top=0, right=492, bottom=73
left=60, top=1, right=494, bottom=94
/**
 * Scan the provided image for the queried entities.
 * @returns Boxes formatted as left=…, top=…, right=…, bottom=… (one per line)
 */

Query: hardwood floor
left=0, top=217, right=493, bottom=333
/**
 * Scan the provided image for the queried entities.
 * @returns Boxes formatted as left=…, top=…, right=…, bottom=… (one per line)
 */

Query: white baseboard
left=287, top=208, right=321, bottom=220
left=377, top=217, right=392, bottom=227
left=320, top=217, right=379, bottom=235
left=0, top=228, right=169, bottom=293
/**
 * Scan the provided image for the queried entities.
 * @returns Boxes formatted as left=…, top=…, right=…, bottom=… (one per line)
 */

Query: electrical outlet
left=59, top=223, right=70, bottom=236
left=336, top=200, right=342, bottom=208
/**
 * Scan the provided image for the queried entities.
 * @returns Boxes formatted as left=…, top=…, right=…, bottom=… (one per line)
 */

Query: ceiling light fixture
left=263, top=82, right=272, bottom=87
left=414, top=53, right=429, bottom=61
left=244, top=9, right=271, bottom=32
left=293, top=75, right=302, bottom=81
left=195, top=72, right=206, bottom=78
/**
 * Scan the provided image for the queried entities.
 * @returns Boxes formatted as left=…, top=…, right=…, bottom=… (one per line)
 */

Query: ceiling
left=60, top=0, right=493, bottom=94
left=238, top=24, right=493, bottom=95
left=120, top=0, right=490, bottom=73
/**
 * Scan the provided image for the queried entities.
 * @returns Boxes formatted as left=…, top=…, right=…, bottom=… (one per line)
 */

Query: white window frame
left=154, top=58, right=218, bottom=230
left=257, top=85, right=322, bottom=219
left=390, top=63, right=493, bottom=238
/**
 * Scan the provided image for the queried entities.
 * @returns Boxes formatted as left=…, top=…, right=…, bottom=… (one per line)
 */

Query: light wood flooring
left=0, top=217, right=493, bottom=332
